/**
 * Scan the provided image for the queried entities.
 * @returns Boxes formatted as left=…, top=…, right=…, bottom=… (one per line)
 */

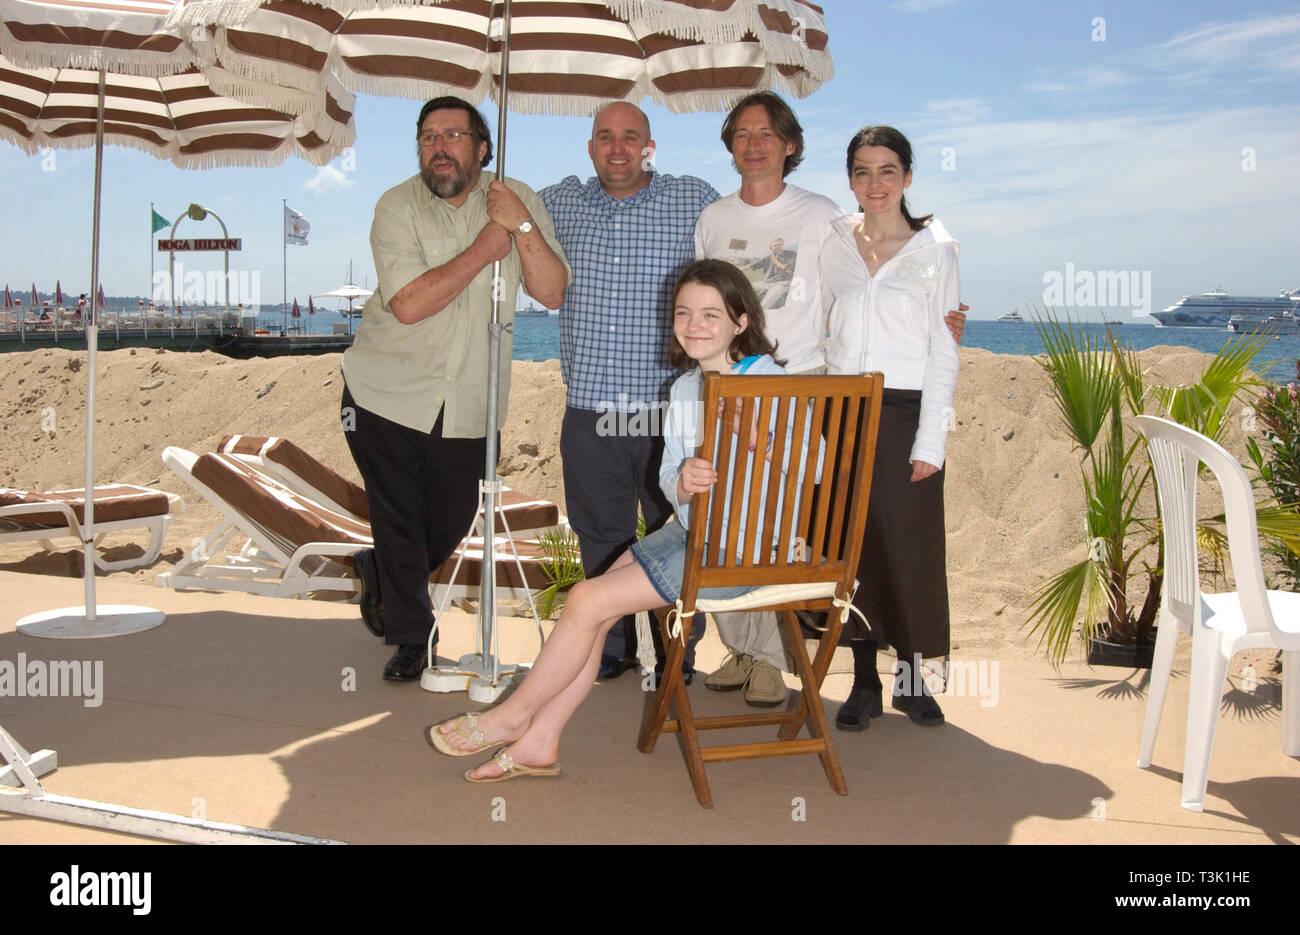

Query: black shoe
left=597, top=655, right=637, bottom=680
left=383, top=644, right=428, bottom=681
left=892, top=689, right=946, bottom=726
left=836, top=682, right=884, bottom=732
left=353, top=548, right=384, bottom=638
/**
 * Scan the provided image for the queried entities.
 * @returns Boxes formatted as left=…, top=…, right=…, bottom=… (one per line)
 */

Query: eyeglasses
left=418, top=129, right=472, bottom=148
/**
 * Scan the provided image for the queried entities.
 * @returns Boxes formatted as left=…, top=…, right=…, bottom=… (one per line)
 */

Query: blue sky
left=1, top=0, right=1297, bottom=320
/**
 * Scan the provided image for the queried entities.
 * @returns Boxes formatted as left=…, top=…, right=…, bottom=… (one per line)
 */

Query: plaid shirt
left=541, top=172, right=719, bottom=411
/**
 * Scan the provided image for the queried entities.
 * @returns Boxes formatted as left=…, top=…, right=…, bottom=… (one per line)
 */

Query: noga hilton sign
left=158, top=238, right=241, bottom=251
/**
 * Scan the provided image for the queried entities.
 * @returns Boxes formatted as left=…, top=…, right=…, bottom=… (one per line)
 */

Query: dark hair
left=720, top=91, right=804, bottom=178
left=846, top=125, right=931, bottom=231
left=668, top=259, right=784, bottom=370
left=416, top=96, right=493, bottom=168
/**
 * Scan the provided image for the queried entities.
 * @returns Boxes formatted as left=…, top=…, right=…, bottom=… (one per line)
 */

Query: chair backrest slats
left=678, top=373, right=884, bottom=609
left=761, top=394, right=792, bottom=566
left=702, top=395, right=730, bottom=566
left=740, top=394, right=775, bottom=568
left=724, top=395, right=756, bottom=565
left=808, top=394, right=843, bottom=563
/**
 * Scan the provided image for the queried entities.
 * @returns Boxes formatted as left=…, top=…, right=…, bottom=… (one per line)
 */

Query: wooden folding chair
left=638, top=372, right=884, bottom=807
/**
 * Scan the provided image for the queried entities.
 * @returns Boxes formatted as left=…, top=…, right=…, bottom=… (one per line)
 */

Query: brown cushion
left=431, top=540, right=551, bottom=590
left=0, top=484, right=171, bottom=528
left=191, top=453, right=371, bottom=551
left=218, top=434, right=369, bottom=520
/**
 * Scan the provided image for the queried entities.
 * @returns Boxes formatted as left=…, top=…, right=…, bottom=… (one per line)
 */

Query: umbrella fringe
left=212, top=29, right=324, bottom=103
left=163, top=0, right=266, bottom=28
left=0, top=36, right=194, bottom=78
left=0, top=124, right=39, bottom=155
left=205, top=67, right=322, bottom=117
left=607, top=0, right=756, bottom=45
left=338, top=67, right=493, bottom=106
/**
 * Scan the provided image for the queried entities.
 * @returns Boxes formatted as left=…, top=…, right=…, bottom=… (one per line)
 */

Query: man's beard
left=421, top=154, right=474, bottom=199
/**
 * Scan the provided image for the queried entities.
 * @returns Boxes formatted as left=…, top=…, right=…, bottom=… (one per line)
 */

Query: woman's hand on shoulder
left=910, top=459, right=940, bottom=482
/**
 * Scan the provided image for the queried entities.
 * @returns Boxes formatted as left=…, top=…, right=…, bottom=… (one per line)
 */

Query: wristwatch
left=516, top=219, right=534, bottom=235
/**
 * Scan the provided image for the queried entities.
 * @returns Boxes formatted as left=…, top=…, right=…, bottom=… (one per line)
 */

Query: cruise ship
left=1153, top=288, right=1300, bottom=328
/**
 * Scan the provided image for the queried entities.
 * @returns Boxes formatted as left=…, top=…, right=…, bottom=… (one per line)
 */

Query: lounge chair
left=215, top=434, right=564, bottom=537
left=159, top=447, right=555, bottom=607
left=157, top=447, right=369, bottom=599
left=0, top=483, right=178, bottom=571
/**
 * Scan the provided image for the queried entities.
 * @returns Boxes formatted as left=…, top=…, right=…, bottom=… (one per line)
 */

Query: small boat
left=316, top=261, right=372, bottom=322
left=997, top=309, right=1025, bottom=323
left=1227, top=311, right=1300, bottom=336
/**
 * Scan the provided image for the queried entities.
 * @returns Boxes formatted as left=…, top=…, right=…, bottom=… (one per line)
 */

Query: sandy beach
left=0, top=343, right=1255, bottom=645
left=0, top=345, right=1295, bottom=844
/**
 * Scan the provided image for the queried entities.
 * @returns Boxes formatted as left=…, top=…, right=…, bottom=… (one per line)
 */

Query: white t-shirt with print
left=694, top=184, right=844, bottom=373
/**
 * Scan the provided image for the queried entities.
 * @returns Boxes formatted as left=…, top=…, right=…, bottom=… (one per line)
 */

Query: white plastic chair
left=1135, top=415, right=1300, bottom=811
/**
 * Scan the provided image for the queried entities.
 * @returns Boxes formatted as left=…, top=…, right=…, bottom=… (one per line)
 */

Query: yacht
left=1153, top=288, right=1300, bottom=328
left=997, top=309, right=1025, bottom=323
left=1228, top=310, right=1300, bottom=336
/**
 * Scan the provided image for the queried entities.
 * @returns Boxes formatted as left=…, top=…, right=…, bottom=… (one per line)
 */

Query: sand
left=0, top=343, right=1267, bottom=655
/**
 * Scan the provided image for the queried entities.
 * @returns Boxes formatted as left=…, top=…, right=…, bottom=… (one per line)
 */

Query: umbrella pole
left=15, top=65, right=164, bottom=640
left=82, top=66, right=106, bottom=621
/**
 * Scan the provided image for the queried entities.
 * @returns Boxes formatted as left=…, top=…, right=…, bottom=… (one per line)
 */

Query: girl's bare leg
left=437, top=551, right=663, bottom=761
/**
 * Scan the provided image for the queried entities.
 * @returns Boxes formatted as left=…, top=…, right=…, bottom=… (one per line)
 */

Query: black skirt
left=847, top=390, right=950, bottom=661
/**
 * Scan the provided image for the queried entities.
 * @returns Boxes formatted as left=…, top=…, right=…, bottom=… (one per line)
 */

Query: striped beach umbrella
left=0, top=0, right=356, bottom=168
left=166, top=0, right=832, bottom=115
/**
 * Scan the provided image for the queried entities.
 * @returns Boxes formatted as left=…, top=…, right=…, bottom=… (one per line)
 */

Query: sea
left=265, top=311, right=1300, bottom=384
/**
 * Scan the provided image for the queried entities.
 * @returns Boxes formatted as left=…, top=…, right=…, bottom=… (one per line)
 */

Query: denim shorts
left=629, top=517, right=758, bottom=605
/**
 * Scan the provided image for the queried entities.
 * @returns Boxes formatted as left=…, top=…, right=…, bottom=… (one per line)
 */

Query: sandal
left=835, top=683, right=884, bottom=732
left=464, top=748, right=562, bottom=783
left=891, top=690, right=945, bottom=726
left=426, top=713, right=501, bottom=757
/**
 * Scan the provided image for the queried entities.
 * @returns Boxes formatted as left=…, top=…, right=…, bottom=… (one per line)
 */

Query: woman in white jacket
left=820, top=125, right=960, bottom=728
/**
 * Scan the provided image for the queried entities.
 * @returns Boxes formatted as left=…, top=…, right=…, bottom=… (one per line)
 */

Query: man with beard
left=342, top=97, right=570, bottom=680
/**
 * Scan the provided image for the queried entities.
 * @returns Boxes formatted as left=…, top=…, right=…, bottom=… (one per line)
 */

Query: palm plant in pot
left=1025, top=311, right=1291, bottom=665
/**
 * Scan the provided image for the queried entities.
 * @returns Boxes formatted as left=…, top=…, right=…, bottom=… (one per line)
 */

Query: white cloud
left=304, top=165, right=354, bottom=195
left=1150, top=12, right=1300, bottom=66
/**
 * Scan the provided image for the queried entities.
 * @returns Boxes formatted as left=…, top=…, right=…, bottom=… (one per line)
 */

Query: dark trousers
left=342, top=384, right=486, bottom=646
left=560, top=406, right=703, bottom=667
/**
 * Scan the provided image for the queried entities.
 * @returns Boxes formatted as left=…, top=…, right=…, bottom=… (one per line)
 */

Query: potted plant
left=1025, top=311, right=1298, bottom=665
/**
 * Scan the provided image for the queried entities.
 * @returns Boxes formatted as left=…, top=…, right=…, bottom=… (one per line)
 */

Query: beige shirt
left=342, top=170, right=570, bottom=437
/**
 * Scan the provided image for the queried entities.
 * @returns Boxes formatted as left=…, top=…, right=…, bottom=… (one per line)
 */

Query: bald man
left=541, top=103, right=718, bottom=683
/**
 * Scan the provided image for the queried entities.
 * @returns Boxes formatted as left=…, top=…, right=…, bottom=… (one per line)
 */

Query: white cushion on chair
left=695, top=580, right=838, bottom=614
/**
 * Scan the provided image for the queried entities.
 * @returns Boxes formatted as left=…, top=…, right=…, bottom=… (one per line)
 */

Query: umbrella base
left=16, top=605, right=164, bottom=639
left=420, top=653, right=527, bottom=703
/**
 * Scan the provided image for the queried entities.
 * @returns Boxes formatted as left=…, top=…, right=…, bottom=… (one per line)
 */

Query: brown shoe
left=705, top=652, right=752, bottom=692
left=743, top=660, right=788, bottom=707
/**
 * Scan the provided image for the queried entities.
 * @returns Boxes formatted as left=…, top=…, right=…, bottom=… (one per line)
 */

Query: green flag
left=151, top=209, right=169, bottom=234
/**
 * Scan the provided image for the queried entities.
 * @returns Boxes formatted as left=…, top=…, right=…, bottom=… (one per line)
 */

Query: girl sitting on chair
left=430, top=259, right=790, bottom=781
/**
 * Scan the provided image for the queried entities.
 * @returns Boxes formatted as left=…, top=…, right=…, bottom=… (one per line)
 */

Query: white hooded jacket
left=820, top=216, right=960, bottom=469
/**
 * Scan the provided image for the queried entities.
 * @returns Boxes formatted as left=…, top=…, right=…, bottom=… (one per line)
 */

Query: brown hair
left=720, top=92, right=804, bottom=178
left=846, top=125, right=931, bottom=231
left=668, top=259, right=784, bottom=370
